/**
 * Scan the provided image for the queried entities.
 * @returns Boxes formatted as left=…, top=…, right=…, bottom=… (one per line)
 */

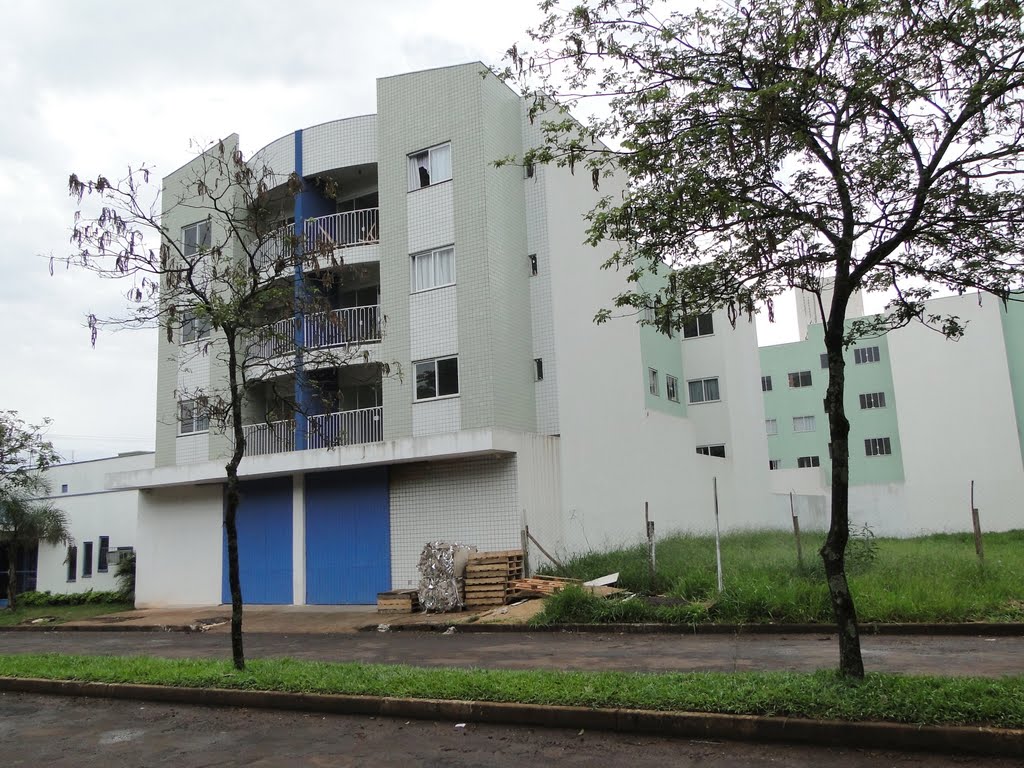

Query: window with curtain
left=411, top=246, right=455, bottom=292
left=408, top=143, right=452, bottom=190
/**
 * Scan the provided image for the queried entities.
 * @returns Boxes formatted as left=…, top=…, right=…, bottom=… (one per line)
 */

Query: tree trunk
left=224, top=328, right=247, bottom=671
left=6, top=542, right=17, bottom=610
left=821, top=294, right=865, bottom=679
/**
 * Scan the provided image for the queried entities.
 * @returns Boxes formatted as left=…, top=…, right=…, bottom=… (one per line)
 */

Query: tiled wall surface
left=251, top=132, right=295, bottom=181
left=303, top=116, right=377, bottom=176
left=389, top=455, right=520, bottom=589
left=411, top=396, right=460, bottom=437
left=410, top=286, right=457, bottom=361
left=407, top=183, right=454, bottom=254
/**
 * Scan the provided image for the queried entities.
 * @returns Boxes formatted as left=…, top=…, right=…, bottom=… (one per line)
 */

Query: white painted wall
left=135, top=484, right=224, bottom=607
left=888, top=296, right=1024, bottom=534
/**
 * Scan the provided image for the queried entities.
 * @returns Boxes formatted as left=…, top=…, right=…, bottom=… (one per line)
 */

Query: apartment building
left=98, top=63, right=772, bottom=607
left=761, top=291, right=1024, bottom=535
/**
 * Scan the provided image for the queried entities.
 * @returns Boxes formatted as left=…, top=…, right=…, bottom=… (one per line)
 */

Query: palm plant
left=0, top=476, right=72, bottom=609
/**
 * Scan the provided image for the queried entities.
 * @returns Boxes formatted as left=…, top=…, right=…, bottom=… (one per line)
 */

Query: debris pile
left=417, top=541, right=476, bottom=612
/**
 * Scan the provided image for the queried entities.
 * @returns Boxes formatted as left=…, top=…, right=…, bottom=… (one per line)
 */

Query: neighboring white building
left=12, top=452, right=153, bottom=596
left=761, top=292, right=1024, bottom=535
left=103, top=63, right=774, bottom=608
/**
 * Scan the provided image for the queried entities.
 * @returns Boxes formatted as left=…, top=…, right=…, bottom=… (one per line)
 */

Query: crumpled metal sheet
left=418, top=541, right=476, bottom=613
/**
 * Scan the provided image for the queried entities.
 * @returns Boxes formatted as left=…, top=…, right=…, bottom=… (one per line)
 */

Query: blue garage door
left=222, top=477, right=293, bottom=604
left=305, top=467, right=390, bottom=604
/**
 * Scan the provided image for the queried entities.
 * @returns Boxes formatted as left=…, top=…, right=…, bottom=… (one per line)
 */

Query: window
left=408, top=143, right=452, bottom=190
left=180, top=310, right=212, bottom=343
left=820, top=353, right=829, bottom=369
left=528, top=253, right=538, bottom=276
left=524, top=161, right=535, bottom=179
left=179, top=399, right=209, bottom=435
left=765, top=418, right=778, bottom=436
left=648, top=368, right=660, bottom=396
left=854, top=346, right=881, bottom=364
left=688, top=377, right=720, bottom=403
left=682, top=313, right=714, bottom=338
left=769, top=459, right=781, bottom=470
left=642, top=305, right=656, bottom=324
left=98, top=536, right=110, bottom=573
left=788, top=370, right=813, bottom=388
left=761, top=375, right=773, bottom=392
left=865, top=437, right=893, bottom=456
left=66, top=545, right=77, bottom=582
left=82, top=541, right=93, bottom=578
left=666, top=375, right=679, bottom=402
left=696, top=444, right=726, bottom=458
left=182, top=220, right=211, bottom=259
left=60, top=484, right=68, bottom=494
left=415, top=356, right=459, bottom=400
left=793, top=415, right=816, bottom=433
left=534, top=358, right=544, bottom=381
left=411, top=246, right=455, bottom=292
left=859, top=392, right=887, bottom=409
left=797, top=455, right=821, bottom=468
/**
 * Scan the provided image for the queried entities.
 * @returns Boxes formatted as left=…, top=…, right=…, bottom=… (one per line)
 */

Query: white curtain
left=431, top=144, right=452, bottom=183
left=434, top=247, right=455, bottom=286
left=413, top=253, right=433, bottom=291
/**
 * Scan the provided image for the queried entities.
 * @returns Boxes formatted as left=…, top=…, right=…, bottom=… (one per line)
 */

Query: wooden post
left=713, top=477, right=723, bottom=593
left=525, top=524, right=565, bottom=571
left=971, top=481, right=984, bottom=562
left=645, top=501, right=656, bottom=588
left=790, top=491, right=803, bottom=568
left=520, top=522, right=531, bottom=578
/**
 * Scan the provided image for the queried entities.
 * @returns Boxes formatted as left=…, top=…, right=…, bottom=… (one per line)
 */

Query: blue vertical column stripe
left=293, top=129, right=310, bottom=450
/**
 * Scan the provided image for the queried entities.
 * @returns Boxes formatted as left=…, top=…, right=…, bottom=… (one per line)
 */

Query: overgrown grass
left=0, top=653, right=1021, bottom=728
left=0, top=603, right=131, bottom=627
left=537, top=529, right=1024, bottom=625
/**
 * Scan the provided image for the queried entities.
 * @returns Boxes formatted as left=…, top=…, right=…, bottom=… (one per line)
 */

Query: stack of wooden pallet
left=376, top=589, right=420, bottom=614
left=464, top=550, right=525, bottom=609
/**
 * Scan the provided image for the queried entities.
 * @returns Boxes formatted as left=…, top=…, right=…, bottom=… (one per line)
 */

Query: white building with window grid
left=101, top=63, right=774, bottom=608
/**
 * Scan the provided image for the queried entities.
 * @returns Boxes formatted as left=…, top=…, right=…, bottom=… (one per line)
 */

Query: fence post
left=713, top=477, right=724, bottom=593
left=790, top=491, right=803, bottom=568
left=645, top=501, right=656, bottom=588
left=970, top=480, right=984, bottom=562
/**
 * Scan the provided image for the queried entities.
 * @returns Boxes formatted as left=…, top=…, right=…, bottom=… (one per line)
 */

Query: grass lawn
left=0, top=603, right=132, bottom=628
left=0, top=653, right=1021, bottom=728
left=537, top=529, right=1024, bottom=625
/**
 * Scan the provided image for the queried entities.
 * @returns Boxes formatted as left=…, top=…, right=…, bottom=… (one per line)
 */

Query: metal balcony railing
left=252, top=305, right=381, bottom=361
left=241, top=406, right=383, bottom=456
left=304, top=209, right=379, bottom=252
left=308, top=407, right=383, bottom=449
left=253, top=223, right=295, bottom=271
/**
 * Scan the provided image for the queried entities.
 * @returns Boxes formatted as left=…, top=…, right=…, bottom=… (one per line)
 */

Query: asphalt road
left=0, top=692, right=1014, bottom=767
left=0, top=629, right=1021, bottom=676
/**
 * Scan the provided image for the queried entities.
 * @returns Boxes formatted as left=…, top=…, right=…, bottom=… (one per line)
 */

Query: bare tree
left=62, top=139, right=389, bottom=669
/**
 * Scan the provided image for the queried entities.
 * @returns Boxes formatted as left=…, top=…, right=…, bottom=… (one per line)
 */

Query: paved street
left=1, top=629, right=1021, bottom=676
left=0, top=692, right=1014, bottom=767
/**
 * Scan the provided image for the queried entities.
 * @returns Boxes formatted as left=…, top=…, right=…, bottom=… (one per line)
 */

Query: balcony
left=252, top=305, right=381, bottom=361
left=254, top=209, right=379, bottom=271
left=242, top=406, right=383, bottom=456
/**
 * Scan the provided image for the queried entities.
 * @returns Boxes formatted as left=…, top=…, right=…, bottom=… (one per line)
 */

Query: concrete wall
left=135, top=483, right=224, bottom=607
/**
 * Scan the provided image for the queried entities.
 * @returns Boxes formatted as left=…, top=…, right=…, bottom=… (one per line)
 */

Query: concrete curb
left=1, top=676, right=1021, bottom=758
left=0, top=624, right=195, bottom=633
left=366, top=621, right=1024, bottom=636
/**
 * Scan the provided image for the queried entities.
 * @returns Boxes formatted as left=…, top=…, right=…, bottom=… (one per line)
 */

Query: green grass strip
left=1, top=654, right=1023, bottom=729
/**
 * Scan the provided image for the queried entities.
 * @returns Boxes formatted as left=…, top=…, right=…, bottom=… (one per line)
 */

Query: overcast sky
left=0, top=1, right=863, bottom=464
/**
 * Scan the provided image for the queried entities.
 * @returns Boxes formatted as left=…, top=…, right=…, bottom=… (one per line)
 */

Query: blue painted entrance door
left=305, top=468, right=390, bottom=604
left=222, top=477, right=293, bottom=604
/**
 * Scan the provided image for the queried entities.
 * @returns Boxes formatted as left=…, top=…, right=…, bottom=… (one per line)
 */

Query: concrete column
left=292, top=472, right=305, bottom=604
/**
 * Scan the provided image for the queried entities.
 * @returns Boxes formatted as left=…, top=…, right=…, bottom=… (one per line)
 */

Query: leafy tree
left=0, top=476, right=72, bottom=609
left=62, top=139, right=386, bottom=669
left=504, top=0, right=1024, bottom=676
left=0, top=411, right=60, bottom=494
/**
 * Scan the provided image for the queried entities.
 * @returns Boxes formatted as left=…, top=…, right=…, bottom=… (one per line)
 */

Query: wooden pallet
left=464, top=550, right=525, bottom=607
left=509, top=575, right=580, bottom=596
left=377, top=589, right=420, bottom=614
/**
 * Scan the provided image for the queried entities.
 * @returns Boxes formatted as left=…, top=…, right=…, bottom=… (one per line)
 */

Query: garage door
left=222, top=477, right=293, bottom=604
left=305, top=467, right=390, bottom=604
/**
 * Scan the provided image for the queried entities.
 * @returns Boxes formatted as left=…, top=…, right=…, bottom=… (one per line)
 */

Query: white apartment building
left=100, top=63, right=773, bottom=607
